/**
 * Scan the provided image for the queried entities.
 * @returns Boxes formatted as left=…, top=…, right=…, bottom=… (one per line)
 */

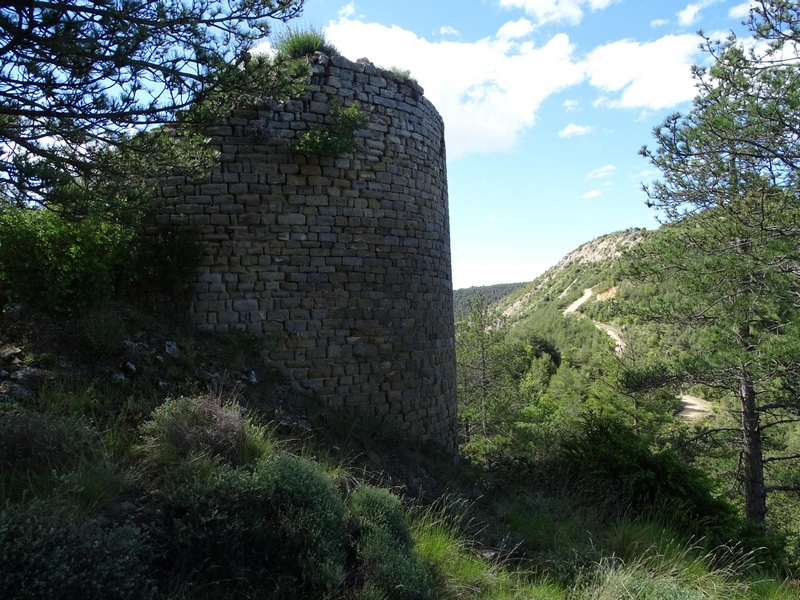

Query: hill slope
left=498, top=228, right=648, bottom=323
left=452, top=281, right=528, bottom=317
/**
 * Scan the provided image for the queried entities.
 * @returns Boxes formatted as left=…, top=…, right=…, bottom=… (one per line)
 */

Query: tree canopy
left=631, top=0, right=800, bottom=533
left=0, top=0, right=308, bottom=215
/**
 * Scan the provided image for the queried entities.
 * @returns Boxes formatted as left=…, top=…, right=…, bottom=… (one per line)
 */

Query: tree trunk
left=739, top=371, right=766, bottom=533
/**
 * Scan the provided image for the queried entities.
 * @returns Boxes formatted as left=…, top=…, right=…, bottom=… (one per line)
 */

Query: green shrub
left=0, top=409, right=127, bottom=511
left=347, top=485, right=413, bottom=548
left=0, top=409, right=97, bottom=475
left=357, top=530, right=434, bottom=600
left=291, top=100, right=369, bottom=156
left=555, top=415, right=735, bottom=532
left=274, top=25, right=338, bottom=59
left=0, top=500, right=155, bottom=600
left=138, top=394, right=273, bottom=468
left=154, top=454, right=346, bottom=598
left=0, top=207, right=136, bottom=312
left=388, top=66, right=413, bottom=80
left=83, top=309, right=127, bottom=357
left=346, top=486, right=433, bottom=600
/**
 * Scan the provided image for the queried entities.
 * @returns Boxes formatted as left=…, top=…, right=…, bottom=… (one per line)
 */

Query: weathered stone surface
left=154, top=53, right=457, bottom=453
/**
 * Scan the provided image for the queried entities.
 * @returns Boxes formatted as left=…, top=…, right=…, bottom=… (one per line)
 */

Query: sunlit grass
left=412, top=503, right=566, bottom=599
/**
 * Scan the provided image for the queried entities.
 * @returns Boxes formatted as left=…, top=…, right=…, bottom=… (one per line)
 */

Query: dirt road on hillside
left=561, top=290, right=712, bottom=421
left=678, top=395, right=713, bottom=421
left=563, top=288, right=594, bottom=315
left=593, top=321, right=626, bottom=352
left=562, top=288, right=626, bottom=352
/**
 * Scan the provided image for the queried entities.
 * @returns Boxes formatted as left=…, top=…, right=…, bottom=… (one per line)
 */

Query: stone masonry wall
left=155, top=53, right=457, bottom=450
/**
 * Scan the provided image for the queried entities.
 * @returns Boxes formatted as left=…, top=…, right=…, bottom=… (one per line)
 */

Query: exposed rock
left=0, top=381, right=33, bottom=402
left=122, top=362, right=137, bottom=375
left=164, top=341, right=180, bottom=360
left=0, top=345, right=22, bottom=360
left=10, top=366, right=51, bottom=387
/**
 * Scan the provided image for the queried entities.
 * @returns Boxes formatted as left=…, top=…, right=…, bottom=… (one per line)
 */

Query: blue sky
left=260, top=0, right=756, bottom=288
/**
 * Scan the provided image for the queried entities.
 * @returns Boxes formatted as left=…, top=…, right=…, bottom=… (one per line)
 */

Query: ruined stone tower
left=155, top=53, right=457, bottom=450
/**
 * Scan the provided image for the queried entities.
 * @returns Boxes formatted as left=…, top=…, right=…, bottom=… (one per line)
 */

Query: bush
left=346, top=486, right=433, bottom=600
left=0, top=409, right=98, bottom=475
left=555, top=415, right=735, bottom=532
left=153, top=454, right=346, bottom=598
left=347, top=485, right=413, bottom=549
left=273, top=25, right=338, bottom=59
left=291, top=100, right=369, bottom=156
left=0, top=207, right=136, bottom=312
left=138, top=394, right=272, bottom=468
left=0, top=500, right=155, bottom=600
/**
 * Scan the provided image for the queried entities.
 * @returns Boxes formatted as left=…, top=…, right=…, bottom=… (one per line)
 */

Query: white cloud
left=650, top=18, right=668, bottom=27
left=582, top=190, right=602, bottom=199
left=631, top=169, right=660, bottom=181
left=677, top=0, right=721, bottom=27
left=317, top=12, right=706, bottom=159
left=440, top=25, right=459, bottom=35
left=585, top=34, right=701, bottom=110
left=497, top=0, right=615, bottom=26
left=558, top=123, right=594, bottom=137
left=729, top=1, right=755, bottom=19
left=338, top=2, right=356, bottom=19
left=252, top=39, right=274, bottom=56
left=585, top=164, right=616, bottom=180
left=324, top=17, right=585, bottom=158
left=497, top=18, right=535, bottom=39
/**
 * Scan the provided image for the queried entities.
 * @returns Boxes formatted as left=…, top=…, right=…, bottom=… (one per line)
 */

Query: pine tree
left=629, top=0, right=800, bottom=533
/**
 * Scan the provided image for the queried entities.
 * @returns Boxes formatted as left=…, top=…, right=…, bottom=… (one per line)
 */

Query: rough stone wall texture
left=155, top=53, right=457, bottom=450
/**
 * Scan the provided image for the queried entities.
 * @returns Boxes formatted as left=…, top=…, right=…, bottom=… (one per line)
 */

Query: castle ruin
left=155, top=53, right=457, bottom=450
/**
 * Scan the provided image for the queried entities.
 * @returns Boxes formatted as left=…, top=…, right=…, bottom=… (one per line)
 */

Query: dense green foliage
left=0, top=205, right=201, bottom=312
left=556, top=415, right=735, bottom=532
left=155, top=456, right=347, bottom=597
left=291, top=100, right=370, bottom=157
left=346, top=486, right=434, bottom=599
left=0, top=208, right=136, bottom=311
left=628, top=0, right=800, bottom=533
left=0, top=1, right=308, bottom=215
left=0, top=500, right=154, bottom=600
left=273, top=25, right=340, bottom=58
left=453, top=282, right=528, bottom=318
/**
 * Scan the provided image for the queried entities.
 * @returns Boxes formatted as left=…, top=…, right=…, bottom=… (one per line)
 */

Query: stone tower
left=155, top=53, right=457, bottom=450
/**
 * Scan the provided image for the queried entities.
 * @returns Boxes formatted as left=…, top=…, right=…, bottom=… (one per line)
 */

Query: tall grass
left=412, top=501, right=565, bottom=599
left=578, top=543, right=752, bottom=600
left=273, top=25, right=338, bottom=59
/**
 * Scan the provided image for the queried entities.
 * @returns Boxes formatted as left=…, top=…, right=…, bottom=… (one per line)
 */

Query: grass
left=273, top=25, right=338, bottom=59
left=578, top=544, right=751, bottom=600
left=0, top=304, right=796, bottom=599
left=412, top=501, right=565, bottom=599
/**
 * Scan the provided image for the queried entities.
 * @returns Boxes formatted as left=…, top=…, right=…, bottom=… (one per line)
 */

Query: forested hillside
left=452, top=281, right=528, bottom=318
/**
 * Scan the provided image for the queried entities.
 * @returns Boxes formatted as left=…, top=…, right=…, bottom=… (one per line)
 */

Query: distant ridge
left=453, top=281, right=529, bottom=317
left=498, top=228, right=648, bottom=321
